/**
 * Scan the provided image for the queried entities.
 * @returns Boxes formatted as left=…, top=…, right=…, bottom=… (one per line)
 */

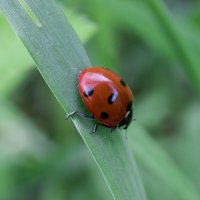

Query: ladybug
left=66, top=66, right=134, bottom=133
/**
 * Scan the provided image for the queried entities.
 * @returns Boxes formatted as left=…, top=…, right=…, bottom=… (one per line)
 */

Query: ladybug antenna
left=125, top=129, right=128, bottom=140
left=131, top=105, right=135, bottom=122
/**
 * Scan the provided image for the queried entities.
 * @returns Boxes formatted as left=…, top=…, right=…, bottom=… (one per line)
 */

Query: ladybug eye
left=84, top=87, right=94, bottom=97
left=120, top=79, right=126, bottom=87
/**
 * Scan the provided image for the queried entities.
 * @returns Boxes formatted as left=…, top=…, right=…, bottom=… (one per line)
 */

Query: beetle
left=66, top=66, right=134, bottom=133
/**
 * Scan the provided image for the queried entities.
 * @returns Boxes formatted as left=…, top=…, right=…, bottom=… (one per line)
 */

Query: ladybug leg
left=65, top=111, right=94, bottom=120
left=65, top=111, right=76, bottom=119
left=110, top=126, right=117, bottom=133
left=76, top=112, right=94, bottom=120
left=90, top=122, right=108, bottom=134
left=90, top=123, right=98, bottom=134
left=91, top=123, right=117, bottom=134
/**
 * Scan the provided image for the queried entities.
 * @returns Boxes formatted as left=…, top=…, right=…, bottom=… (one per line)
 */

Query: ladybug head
left=118, top=109, right=133, bottom=130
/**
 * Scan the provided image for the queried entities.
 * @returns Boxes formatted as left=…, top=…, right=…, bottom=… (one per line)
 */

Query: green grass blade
left=143, top=0, right=200, bottom=93
left=0, top=0, right=146, bottom=199
left=0, top=102, right=112, bottom=200
left=129, top=123, right=200, bottom=200
left=88, top=0, right=200, bottom=94
left=159, top=102, right=200, bottom=190
left=0, top=9, right=96, bottom=99
left=0, top=14, right=33, bottom=98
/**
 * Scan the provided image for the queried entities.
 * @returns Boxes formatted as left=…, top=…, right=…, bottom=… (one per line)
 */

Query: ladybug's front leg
left=65, top=111, right=94, bottom=120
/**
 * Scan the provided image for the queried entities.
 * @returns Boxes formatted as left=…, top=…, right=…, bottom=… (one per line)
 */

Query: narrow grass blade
left=0, top=9, right=96, bottom=99
left=129, top=123, right=200, bottom=200
left=87, top=0, right=200, bottom=94
left=143, top=0, right=200, bottom=93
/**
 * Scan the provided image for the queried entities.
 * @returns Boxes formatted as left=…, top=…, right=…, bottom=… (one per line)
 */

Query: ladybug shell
left=78, top=67, right=134, bottom=128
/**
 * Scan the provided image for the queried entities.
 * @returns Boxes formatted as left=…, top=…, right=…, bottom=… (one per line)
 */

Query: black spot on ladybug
left=108, top=92, right=118, bottom=104
left=120, top=79, right=126, bottom=87
left=126, top=101, right=133, bottom=111
left=100, top=112, right=109, bottom=119
left=84, top=87, right=94, bottom=97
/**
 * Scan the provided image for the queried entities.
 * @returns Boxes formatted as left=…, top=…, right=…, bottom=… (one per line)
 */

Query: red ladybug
left=66, top=66, right=134, bottom=133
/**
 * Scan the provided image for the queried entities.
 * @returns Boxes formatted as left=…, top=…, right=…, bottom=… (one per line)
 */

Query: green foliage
left=129, top=123, right=200, bottom=200
left=0, top=0, right=200, bottom=199
left=0, top=5, right=96, bottom=99
left=0, top=0, right=146, bottom=200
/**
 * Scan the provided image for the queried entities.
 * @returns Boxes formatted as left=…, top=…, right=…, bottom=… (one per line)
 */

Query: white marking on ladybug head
left=125, top=111, right=131, bottom=118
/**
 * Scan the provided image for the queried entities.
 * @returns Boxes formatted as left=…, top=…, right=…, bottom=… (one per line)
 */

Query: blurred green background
left=0, top=0, right=200, bottom=199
